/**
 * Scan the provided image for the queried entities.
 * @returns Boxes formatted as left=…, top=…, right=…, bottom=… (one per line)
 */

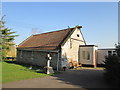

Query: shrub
left=104, top=44, right=120, bottom=87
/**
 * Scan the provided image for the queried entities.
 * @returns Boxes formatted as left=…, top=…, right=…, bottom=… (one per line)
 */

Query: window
left=113, top=51, right=117, bottom=56
left=108, top=50, right=117, bottom=56
left=87, top=51, right=90, bottom=60
left=82, top=51, right=85, bottom=59
left=108, top=51, right=112, bottom=56
left=82, top=51, right=90, bottom=60
left=77, top=34, right=79, bottom=37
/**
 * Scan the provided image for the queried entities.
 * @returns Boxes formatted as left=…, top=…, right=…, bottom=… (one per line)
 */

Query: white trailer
left=79, top=45, right=98, bottom=67
left=97, top=48, right=117, bottom=64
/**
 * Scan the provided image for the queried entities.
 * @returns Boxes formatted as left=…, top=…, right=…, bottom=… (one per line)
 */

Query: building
left=17, top=25, right=86, bottom=70
left=7, top=45, right=16, bottom=57
left=79, top=45, right=98, bottom=67
left=16, top=25, right=116, bottom=70
left=97, top=48, right=117, bottom=65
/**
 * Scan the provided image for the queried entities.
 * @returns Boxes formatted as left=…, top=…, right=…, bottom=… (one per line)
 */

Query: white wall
left=61, top=28, right=85, bottom=67
left=79, top=46, right=97, bottom=66
left=94, top=46, right=98, bottom=66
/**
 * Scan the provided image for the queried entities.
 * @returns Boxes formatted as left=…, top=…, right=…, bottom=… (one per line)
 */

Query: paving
left=2, top=69, right=112, bottom=89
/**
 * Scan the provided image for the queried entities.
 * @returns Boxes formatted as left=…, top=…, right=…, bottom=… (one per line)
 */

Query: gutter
left=17, top=48, right=59, bottom=53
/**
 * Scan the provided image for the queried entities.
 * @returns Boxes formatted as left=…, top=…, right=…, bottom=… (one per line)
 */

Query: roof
left=79, top=45, right=98, bottom=47
left=17, top=26, right=82, bottom=50
left=98, top=48, right=116, bottom=50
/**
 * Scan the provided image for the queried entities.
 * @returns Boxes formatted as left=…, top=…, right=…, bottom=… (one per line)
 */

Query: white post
left=47, top=60, right=50, bottom=67
left=46, top=53, right=54, bottom=74
left=47, top=54, right=51, bottom=74
left=47, top=59, right=50, bottom=74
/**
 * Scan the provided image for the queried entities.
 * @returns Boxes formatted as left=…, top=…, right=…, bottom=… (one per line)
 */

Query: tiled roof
left=17, top=27, right=75, bottom=50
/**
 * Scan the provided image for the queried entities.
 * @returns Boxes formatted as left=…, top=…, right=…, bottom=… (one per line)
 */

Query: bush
left=104, top=44, right=120, bottom=87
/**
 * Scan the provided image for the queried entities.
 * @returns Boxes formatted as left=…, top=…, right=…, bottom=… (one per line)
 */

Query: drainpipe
left=57, top=52, right=59, bottom=71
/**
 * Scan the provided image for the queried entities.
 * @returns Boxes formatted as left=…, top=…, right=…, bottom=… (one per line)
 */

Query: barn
left=17, top=25, right=113, bottom=70
left=17, top=25, right=87, bottom=70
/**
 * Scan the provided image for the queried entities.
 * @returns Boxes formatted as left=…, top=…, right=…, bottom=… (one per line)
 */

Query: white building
left=16, top=25, right=116, bottom=70
left=17, top=25, right=86, bottom=70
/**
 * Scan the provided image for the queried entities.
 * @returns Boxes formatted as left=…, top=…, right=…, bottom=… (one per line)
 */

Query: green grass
left=0, top=62, right=2, bottom=83
left=72, top=67, right=105, bottom=70
left=2, top=62, right=48, bottom=83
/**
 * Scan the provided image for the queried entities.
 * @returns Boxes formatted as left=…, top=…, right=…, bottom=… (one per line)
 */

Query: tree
left=116, top=43, right=120, bottom=57
left=0, top=16, right=18, bottom=60
left=104, top=43, right=120, bottom=87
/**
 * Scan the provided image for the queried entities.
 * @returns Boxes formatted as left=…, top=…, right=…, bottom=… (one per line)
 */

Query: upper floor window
left=77, top=34, right=79, bottom=37
left=70, top=39, right=72, bottom=49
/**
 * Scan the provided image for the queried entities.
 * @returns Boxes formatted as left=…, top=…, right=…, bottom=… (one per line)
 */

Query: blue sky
left=2, top=2, right=118, bottom=48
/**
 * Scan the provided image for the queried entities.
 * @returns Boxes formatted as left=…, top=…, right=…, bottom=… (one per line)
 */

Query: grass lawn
left=72, top=66, right=105, bottom=70
left=0, top=62, right=2, bottom=83
left=2, top=62, right=49, bottom=83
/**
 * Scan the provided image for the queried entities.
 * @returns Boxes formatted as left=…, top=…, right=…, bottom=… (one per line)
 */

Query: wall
left=97, top=50, right=107, bottom=64
left=61, top=28, right=85, bottom=68
left=94, top=46, right=98, bottom=67
left=17, top=50, right=59, bottom=69
left=97, top=49, right=116, bottom=64
left=79, top=46, right=97, bottom=66
left=6, top=45, right=16, bottom=57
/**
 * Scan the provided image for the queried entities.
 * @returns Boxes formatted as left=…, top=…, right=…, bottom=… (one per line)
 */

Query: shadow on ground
left=52, top=69, right=112, bottom=89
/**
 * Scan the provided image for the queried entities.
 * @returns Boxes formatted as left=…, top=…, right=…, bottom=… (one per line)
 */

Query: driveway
left=2, top=69, right=112, bottom=88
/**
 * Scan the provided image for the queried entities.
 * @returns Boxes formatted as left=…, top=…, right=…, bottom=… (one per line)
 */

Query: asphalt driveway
left=2, top=68, right=112, bottom=88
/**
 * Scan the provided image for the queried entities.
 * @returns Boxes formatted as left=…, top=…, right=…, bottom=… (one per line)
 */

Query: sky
left=2, top=2, right=118, bottom=48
